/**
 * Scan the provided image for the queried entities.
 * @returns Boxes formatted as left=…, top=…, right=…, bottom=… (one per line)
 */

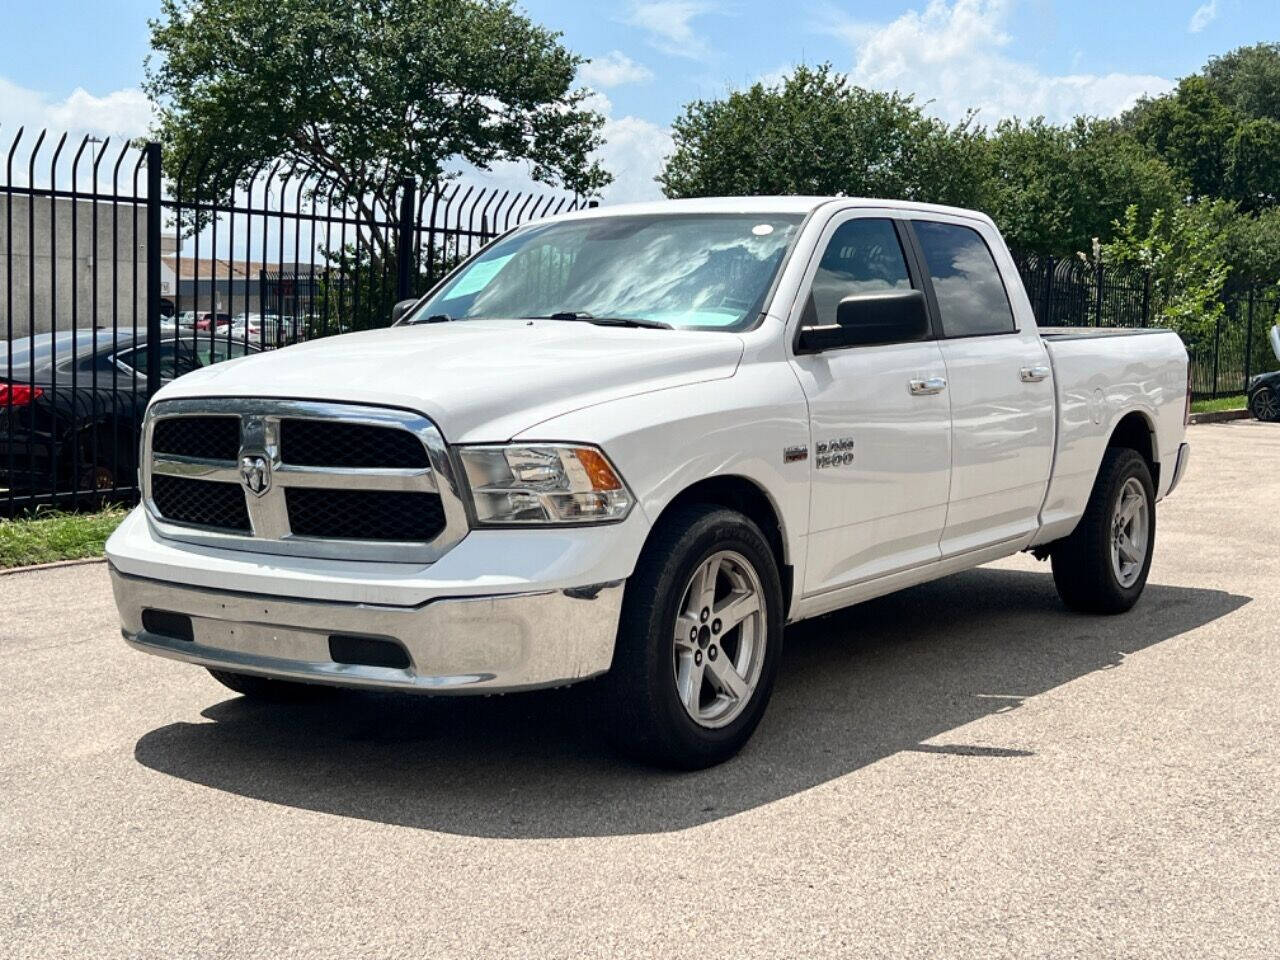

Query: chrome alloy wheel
left=1110, top=476, right=1149, bottom=588
left=673, top=550, right=767, bottom=729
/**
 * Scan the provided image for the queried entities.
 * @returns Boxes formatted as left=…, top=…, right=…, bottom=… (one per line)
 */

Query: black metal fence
left=4, top=126, right=1279, bottom=516
left=1, top=127, right=581, bottom=516
left=1011, top=253, right=1280, bottom=399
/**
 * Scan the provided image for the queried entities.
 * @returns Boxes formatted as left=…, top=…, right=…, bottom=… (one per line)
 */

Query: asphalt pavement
left=2, top=420, right=1277, bottom=958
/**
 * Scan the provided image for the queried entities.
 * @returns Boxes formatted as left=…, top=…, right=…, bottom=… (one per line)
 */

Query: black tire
left=1050, top=447, right=1156, bottom=614
left=1251, top=385, right=1280, bottom=422
left=601, top=504, right=785, bottom=770
left=207, top=668, right=335, bottom=702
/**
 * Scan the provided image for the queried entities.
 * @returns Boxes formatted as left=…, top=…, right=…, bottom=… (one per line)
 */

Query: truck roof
left=549, top=195, right=995, bottom=224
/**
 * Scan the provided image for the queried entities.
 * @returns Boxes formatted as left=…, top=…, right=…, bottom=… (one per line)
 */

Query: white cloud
left=816, top=0, right=1173, bottom=124
left=596, top=113, right=673, bottom=203
left=0, top=76, right=152, bottom=141
left=455, top=91, right=670, bottom=207
left=1188, top=0, right=1218, bottom=33
left=625, top=2, right=720, bottom=60
left=579, top=51, right=654, bottom=89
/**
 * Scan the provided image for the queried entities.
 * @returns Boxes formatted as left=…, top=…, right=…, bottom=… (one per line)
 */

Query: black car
left=1247, top=325, right=1280, bottom=422
left=1, top=330, right=259, bottom=499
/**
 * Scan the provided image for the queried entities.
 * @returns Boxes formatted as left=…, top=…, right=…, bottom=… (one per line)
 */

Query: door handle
left=909, top=377, right=947, bottom=396
left=1020, top=365, right=1050, bottom=383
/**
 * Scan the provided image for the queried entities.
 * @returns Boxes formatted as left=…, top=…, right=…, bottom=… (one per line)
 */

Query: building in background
left=0, top=195, right=155, bottom=337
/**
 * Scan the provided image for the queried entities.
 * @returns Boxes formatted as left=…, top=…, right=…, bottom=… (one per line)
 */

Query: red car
left=193, top=312, right=232, bottom=332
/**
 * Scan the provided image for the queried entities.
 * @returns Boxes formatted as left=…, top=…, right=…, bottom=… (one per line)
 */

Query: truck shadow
left=133, top=567, right=1248, bottom=839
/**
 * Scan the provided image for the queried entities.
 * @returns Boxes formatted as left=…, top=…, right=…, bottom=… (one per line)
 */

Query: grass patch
left=1191, top=394, right=1247, bottom=414
left=0, top=507, right=129, bottom=569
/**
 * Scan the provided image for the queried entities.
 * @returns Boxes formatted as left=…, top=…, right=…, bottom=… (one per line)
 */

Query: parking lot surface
left=2, top=421, right=1278, bottom=959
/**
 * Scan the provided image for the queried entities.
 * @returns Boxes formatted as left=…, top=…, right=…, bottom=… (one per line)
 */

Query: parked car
left=1, top=330, right=259, bottom=497
left=107, top=197, right=1191, bottom=768
left=1247, top=324, right=1280, bottom=421
left=193, top=312, right=232, bottom=332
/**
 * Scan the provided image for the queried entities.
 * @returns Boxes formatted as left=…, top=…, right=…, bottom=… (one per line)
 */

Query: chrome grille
left=142, top=399, right=468, bottom=563
left=285, top=488, right=445, bottom=540
left=279, top=418, right=430, bottom=469
left=152, top=415, right=240, bottom=461
left=151, top=475, right=251, bottom=532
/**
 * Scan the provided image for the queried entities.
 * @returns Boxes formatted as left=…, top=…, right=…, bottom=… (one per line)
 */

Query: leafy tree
left=658, top=64, right=988, bottom=208
left=982, top=118, right=1184, bottom=256
left=145, top=0, right=609, bottom=256
left=1221, top=205, right=1280, bottom=288
left=1203, top=43, right=1280, bottom=122
left=1101, top=202, right=1231, bottom=337
left=1127, top=73, right=1280, bottom=212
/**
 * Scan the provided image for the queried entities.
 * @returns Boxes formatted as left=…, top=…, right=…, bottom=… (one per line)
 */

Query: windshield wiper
left=530, top=311, right=672, bottom=330
left=404, top=312, right=455, bottom=325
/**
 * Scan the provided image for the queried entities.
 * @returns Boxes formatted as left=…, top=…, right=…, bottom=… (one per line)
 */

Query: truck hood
left=156, top=320, right=745, bottom=441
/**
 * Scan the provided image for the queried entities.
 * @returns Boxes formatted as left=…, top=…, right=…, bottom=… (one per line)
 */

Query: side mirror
left=797, top=289, right=930, bottom=352
left=391, top=298, right=419, bottom=325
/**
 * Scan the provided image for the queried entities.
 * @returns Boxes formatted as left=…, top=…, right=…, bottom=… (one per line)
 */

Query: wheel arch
left=649, top=474, right=793, bottom=616
left=1107, top=409, right=1159, bottom=491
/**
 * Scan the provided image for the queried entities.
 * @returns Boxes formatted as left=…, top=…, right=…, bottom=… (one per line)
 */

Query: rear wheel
left=1251, top=385, right=1280, bottom=422
left=602, top=504, right=784, bottom=769
left=207, top=669, right=335, bottom=702
left=1050, top=447, right=1155, bottom=614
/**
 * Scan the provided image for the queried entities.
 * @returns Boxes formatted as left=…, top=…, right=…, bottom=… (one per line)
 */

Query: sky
left=1, top=0, right=1277, bottom=203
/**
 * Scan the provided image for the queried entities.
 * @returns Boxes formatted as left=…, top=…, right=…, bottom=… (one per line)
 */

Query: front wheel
left=1050, top=447, right=1155, bottom=614
left=602, top=504, right=784, bottom=769
left=1251, top=385, right=1280, bottom=422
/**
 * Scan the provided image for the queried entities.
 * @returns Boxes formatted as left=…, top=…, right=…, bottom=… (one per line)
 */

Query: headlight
left=457, top=444, right=634, bottom=525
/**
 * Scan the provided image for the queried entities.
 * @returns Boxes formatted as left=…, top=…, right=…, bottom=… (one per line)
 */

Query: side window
left=913, top=221, right=1015, bottom=337
left=197, top=339, right=257, bottom=365
left=119, top=342, right=196, bottom=380
left=804, top=218, right=913, bottom=330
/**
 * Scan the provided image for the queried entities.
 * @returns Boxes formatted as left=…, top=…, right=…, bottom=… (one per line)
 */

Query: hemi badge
left=783, top=445, right=809, bottom=464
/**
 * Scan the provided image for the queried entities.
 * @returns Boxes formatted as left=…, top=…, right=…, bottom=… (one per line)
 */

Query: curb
left=0, top=555, right=107, bottom=577
left=1189, top=409, right=1251, bottom=425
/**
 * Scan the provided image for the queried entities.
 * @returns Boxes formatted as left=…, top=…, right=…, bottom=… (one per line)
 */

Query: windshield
left=405, top=213, right=805, bottom=332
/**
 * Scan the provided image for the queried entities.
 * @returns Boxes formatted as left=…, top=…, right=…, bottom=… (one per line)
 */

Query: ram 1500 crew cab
left=107, top=197, right=1191, bottom=768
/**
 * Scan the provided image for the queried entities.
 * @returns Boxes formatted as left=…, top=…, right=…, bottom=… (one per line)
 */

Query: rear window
left=913, top=221, right=1016, bottom=338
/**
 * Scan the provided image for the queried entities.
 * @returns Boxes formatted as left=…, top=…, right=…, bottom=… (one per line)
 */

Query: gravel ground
left=2, top=421, right=1277, bottom=959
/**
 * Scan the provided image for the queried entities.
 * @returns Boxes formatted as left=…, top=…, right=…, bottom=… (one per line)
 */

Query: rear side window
left=805, top=218, right=912, bottom=328
left=913, top=221, right=1015, bottom=337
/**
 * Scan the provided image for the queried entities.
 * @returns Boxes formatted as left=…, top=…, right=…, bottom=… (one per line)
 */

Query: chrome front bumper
left=110, top=565, right=623, bottom=694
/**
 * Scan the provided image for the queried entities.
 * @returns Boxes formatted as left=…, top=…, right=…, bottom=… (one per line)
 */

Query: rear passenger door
left=906, top=217, right=1055, bottom=557
left=789, top=213, right=952, bottom=594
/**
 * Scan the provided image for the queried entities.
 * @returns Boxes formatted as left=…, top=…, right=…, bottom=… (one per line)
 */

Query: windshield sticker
left=448, top=254, right=514, bottom=297
left=752, top=224, right=775, bottom=236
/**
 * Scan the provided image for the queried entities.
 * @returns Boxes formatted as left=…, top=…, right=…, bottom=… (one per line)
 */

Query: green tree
left=145, top=0, right=609, bottom=256
left=1101, top=202, right=1231, bottom=337
left=1127, top=65, right=1280, bottom=212
left=982, top=117, right=1184, bottom=256
left=1203, top=43, right=1280, bottom=122
left=657, top=64, right=988, bottom=207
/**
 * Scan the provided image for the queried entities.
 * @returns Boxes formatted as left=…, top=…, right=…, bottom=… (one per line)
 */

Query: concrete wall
left=0, top=194, right=148, bottom=337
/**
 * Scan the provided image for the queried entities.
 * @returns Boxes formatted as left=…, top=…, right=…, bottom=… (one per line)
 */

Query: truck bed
left=1040, top=327, right=1169, bottom=341
left=1033, top=326, right=1188, bottom=546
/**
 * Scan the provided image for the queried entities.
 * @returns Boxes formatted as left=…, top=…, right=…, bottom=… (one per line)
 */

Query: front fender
left=512, top=362, right=812, bottom=583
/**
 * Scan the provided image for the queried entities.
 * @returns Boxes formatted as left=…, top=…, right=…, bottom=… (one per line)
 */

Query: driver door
left=788, top=213, right=953, bottom=595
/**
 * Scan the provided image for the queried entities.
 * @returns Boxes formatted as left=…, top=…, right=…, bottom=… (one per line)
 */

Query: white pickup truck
left=107, top=197, right=1191, bottom=768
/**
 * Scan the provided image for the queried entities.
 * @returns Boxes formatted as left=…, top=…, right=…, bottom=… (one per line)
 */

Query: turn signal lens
left=458, top=443, right=634, bottom=525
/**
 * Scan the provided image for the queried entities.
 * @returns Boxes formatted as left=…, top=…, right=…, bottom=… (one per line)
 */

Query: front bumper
left=110, top=565, right=623, bottom=694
